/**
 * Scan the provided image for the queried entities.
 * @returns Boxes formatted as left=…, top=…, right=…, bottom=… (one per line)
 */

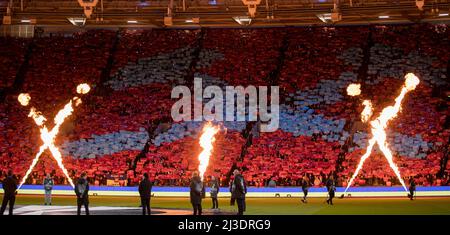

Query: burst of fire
left=361, top=100, right=373, bottom=123
left=76, top=83, right=91, bottom=94
left=347, top=83, right=361, bottom=96
left=198, top=122, right=220, bottom=181
left=344, top=73, right=419, bottom=193
left=17, top=84, right=91, bottom=190
left=18, top=93, right=31, bottom=106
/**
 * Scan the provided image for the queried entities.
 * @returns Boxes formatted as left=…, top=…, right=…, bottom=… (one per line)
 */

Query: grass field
left=7, top=194, right=450, bottom=215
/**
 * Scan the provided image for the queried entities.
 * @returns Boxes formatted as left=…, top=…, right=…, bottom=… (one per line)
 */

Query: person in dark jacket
left=0, top=170, right=17, bottom=215
left=139, top=173, right=153, bottom=215
left=74, top=172, right=89, bottom=215
left=326, top=175, right=336, bottom=205
left=229, top=179, right=235, bottom=206
left=408, top=177, right=416, bottom=200
left=190, top=171, right=204, bottom=215
left=210, top=176, right=220, bottom=209
left=231, top=169, right=247, bottom=215
left=301, top=175, right=311, bottom=203
left=43, top=173, right=54, bottom=205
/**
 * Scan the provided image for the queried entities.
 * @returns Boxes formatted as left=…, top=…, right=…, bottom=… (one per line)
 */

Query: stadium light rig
left=317, top=1, right=341, bottom=23
left=68, top=17, right=86, bottom=26
left=197, top=123, right=220, bottom=181
left=233, top=16, right=252, bottom=25
left=317, top=13, right=332, bottom=23
left=16, top=84, right=91, bottom=191
left=344, top=73, right=420, bottom=194
left=185, top=18, right=200, bottom=24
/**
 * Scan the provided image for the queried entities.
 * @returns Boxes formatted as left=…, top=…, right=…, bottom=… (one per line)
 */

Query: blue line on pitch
left=3, top=185, right=450, bottom=193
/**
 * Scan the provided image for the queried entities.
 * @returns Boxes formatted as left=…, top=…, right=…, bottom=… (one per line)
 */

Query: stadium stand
left=0, top=37, right=30, bottom=90
left=0, top=25, right=448, bottom=187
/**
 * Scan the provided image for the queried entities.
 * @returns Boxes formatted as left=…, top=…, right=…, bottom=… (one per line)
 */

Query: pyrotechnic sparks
left=347, top=83, right=361, bottom=96
left=361, top=100, right=373, bottom=123
left=76, top=83, right=91, bottom=94
left=18, top=93, right=31, bottom=106
left=344, top=73, right=419, bottom=193
left=198, top=122, right=220, bottom=181
left=28, top=108, right=47, bottom=126
left=74, top=97, right=82, bottom=106
left=17, top=84, right=91, bottom=191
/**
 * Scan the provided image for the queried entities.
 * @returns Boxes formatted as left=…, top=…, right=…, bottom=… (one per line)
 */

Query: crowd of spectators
left=0, top=25, right=448, bottom=188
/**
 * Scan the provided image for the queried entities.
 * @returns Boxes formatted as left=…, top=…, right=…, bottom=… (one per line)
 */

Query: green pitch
left=7, top=194, right=450, bottom=215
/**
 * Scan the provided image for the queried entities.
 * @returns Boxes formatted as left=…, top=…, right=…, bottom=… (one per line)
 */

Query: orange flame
left=361, top=100, right=373, bottom=123
left=198, top=123, right=220, bottom=181
left=18, top=93, right=31, bottom=106
left=345, top=73, right=419, bottom=192
left=76, top=83, right=90, bottom=94
left=17, top=84, right=91, bottom=191
left=347, top=83, right=361, bottom=96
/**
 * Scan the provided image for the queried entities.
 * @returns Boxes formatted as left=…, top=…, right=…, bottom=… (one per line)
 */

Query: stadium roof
left=0, top=0, right=449, bottom=27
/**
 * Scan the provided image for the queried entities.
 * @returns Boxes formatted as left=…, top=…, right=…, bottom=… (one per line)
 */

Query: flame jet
left=197, top=122, right=220, bottom=181
left=344, top=73, right=419, bottom=193
left=17, top=83, right=91, bottom=190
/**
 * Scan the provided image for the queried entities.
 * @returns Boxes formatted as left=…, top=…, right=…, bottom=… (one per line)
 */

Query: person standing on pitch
left=210, top=176, right=220, bottom=209
left=190, top=171, right=204, bottom=215
left=229, top=178, right=235, bottom=207
left=74, top=172, right=90, bottom=215
left=43, top=173, right=54, bottom=205
left=408, top=177, right=416, bottom=200
left=231, top=169, right=247, bottom=215
left=0, top=170, right=17, bottom=215
left=139, top=173, right=153, bottom=215
left=326, top=175, right=336, bottom=205
left=301, top=175, right=311, bottom=203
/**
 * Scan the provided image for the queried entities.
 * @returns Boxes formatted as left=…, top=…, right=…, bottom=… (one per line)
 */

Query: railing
left=0, top=25, right=34, bottom=38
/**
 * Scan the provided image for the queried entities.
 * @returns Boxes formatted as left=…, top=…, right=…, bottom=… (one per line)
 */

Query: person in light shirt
left=209, top=176, right=220, bottom=209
